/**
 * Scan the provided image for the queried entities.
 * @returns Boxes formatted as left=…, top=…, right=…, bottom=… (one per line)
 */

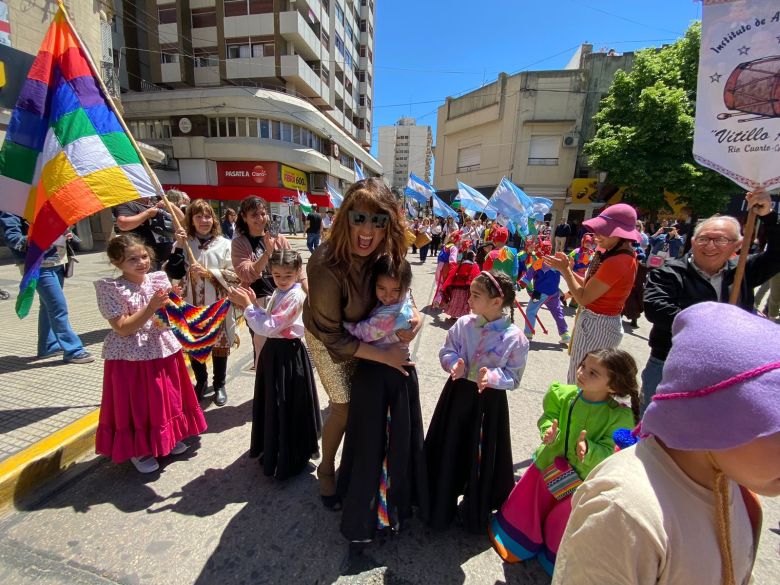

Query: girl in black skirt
left=337, top=257, right=429, bottom=543
left=425, top=270, right=529, bottom=533
left=228, top=250, right=321, bottom=480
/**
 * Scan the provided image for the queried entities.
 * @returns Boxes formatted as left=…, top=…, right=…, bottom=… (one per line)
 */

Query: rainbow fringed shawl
left=0, top=7, right=157, bottom=317
left=155, top=293, right=231, bottom=363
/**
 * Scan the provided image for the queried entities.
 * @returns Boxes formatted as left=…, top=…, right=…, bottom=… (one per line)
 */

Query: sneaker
left=65, top=351, right=95, bottom=364
left=130, top=455, right=159, bottom=474
left=525, top=332, right=534, bottom=341
left=169, top=441, right=188, bottom=456
left=560, top=332, right=571, bottom=344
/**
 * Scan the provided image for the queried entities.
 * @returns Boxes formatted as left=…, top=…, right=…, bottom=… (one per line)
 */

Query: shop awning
left=163, top=184, right=333, bottom=208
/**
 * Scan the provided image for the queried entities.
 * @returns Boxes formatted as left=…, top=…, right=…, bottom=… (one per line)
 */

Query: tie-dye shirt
left=344, top=295, right=414, bottom=347
left=243, top=283, right=305, bottom=339
left=439, top=313, right=529, bottom=390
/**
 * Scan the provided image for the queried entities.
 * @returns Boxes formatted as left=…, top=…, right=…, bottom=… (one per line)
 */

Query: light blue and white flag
left=325, top=183, right=343, bottom=209
left=404, top=173, right=434, bottom=205
left=353, top=160, right=366, bottom=181
left=488, top=177, right=533, bottom=235
left=297, top=189, right=312, bottom=214
left=431, top=192, right=459, bottom=220
left=457, top=181, right=496, bottom=219
left=530, top=197, right=554, bottom=221
left=406, top=200, right=416, bottom=219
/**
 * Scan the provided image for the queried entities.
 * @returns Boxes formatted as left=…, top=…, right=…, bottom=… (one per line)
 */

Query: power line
left=565, top=0, right=685, bottom=36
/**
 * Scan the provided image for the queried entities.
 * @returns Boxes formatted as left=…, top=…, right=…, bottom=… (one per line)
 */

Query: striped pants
left=567, top=309, right=624, bottom=384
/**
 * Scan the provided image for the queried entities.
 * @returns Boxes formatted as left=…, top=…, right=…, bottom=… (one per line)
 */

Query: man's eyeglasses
left=348, top=210, right=389, bottom=229
left=694, top=236, right=737, bottom=247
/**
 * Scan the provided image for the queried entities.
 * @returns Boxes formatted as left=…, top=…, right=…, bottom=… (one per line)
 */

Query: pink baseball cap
left=583, top=204, right=641, bottom=242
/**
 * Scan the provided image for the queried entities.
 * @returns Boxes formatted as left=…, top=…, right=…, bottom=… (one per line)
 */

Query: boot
left=212, top=355, right=228, bottom=406
left=190, top=357, right=213, bottom=399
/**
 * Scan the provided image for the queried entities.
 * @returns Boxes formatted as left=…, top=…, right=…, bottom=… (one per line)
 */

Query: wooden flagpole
left=728, top=206, right=758, bottom=305
left=56, top=1, right=200, bottom=269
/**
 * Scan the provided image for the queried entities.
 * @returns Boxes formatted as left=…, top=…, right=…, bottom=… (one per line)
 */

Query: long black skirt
left=250, top=338, right=322, bottom=480
left=424, top=377, right=514, bottom=533
left=337, top=361, right=430, bottom=541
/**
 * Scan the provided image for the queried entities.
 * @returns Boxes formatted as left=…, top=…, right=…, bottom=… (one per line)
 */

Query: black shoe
left=194, top=379, right=208, bottom=400
left=629, top=319, right=639, bottom=328
left=213, top=384, right=227, bottom=407
left=321, top=494, right=342, bottom=511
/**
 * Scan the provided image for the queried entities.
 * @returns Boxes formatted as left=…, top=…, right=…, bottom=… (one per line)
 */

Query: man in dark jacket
left=641, top=190, right=778, bottom=408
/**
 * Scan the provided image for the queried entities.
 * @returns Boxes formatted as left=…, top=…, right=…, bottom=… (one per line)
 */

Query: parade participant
left=641, top=189, right=777, bottom=406
left=337, top=257, right=429, bottom=544
left=417, top=217, right=432, bottom=262
left=430, top=218, right=444, bottom=255
left=564, top=234, right=596, bottom=308
left=489, top=348, right=639, bottom=574
left=220, top=208, right=237, bottom=240
left=231, top=196, right=292, bottom=367
left=553, top=302, right=778, bottom=585
left=303, top=178, right=419, bottom=510
left=94, top=235, right=207, bottom=474
left=426, top=271, right=529, bottom=533
left=544, top=204, right=639, bottom=384
left=524, top=256, right=570, bottom=344
left=0, top=213, right=94, bottom=364
left=441, top=248, right=480, bottom=320
left=166, top=199, right=238, bottom=406
left=482, top=226, right=519, bottom=283
left=229, top=250, right=321, bottom=480
left=432, top=230, right=463, bottom=308
left=475, top=239, right=494, bottom=270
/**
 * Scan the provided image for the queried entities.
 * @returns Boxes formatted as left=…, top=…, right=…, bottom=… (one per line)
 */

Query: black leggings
left=190, top=354, right=228, bottom=387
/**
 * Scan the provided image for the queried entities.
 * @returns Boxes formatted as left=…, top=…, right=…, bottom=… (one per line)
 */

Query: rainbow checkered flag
left=155, top=293, right=231, bottom=363
left=0, top=6, right=157, bottom=317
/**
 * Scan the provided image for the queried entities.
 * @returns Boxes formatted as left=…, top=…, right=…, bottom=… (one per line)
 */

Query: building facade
left=114, top=0, right=380, bottom=223
left=433, top=44, right=635, bottom=226
left=377, top=117, right=432, bottom=191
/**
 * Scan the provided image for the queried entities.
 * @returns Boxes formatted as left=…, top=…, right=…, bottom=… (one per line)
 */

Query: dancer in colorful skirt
left=94, top=235, right=207, bottom=474
left=426, top=271, right=529, bottom=533
left=441, top=249, right=480, bottom=320
left=489, top=348, right=639, bottom=574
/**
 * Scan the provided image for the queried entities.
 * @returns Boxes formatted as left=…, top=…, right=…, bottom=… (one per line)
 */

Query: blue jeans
left=36, top=265, right=85, bottom=359
left=641, top=355, right=665, bottom=413
left=306, top=232, right=320, bottom=253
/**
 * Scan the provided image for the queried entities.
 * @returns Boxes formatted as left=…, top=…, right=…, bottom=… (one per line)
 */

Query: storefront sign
left=216, top=161, right=279, bottom=186
left=280, top=164, right=308, bottom=191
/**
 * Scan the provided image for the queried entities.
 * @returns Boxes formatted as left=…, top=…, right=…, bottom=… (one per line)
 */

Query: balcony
left=101, top=62, right=120, bottom=98
left=194, top=66, right=220, bottom=86
left=191, top=26, right=217, bottom=48
left=359, top=80, right=372, bottom=97
left=280, top=54, right=322, bottom=97
left=225, top=56, right=276, bottom=80
left=158, top=23, right=178, bottom=45
left=279, top=11, right=321, bottom=61
left=357, top=128, right=371, bottom=146
left=161, top=62, right=182, bottom=84
left=223, top=13, right=274, bottom=38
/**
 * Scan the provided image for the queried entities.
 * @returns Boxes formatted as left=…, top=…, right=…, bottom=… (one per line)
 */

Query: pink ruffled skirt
left=96, top=351, right=207, bottom=463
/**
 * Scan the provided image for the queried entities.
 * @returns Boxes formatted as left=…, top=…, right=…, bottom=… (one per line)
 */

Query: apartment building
left=377, top=117, right=433, bottom=191
left=433, top=44, right=635, bottom=226
left=115, top=0, right=380, bottom=216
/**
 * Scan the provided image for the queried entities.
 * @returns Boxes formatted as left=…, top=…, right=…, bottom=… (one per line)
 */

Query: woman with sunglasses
left=303, top=178, right=421, bottom=511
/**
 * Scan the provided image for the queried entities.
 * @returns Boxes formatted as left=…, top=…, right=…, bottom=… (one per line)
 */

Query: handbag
left=541, top=393, right=583, bottom=500
left=63, top=240, right=78, bottom=278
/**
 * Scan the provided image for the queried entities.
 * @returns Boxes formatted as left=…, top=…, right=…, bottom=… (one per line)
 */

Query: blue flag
left=406, top=200, right=416, bottom=219
left=530, top=197, right=554, bottom=221
left=488, top=178, right=533, bottom=234
left=325, top=183, right=343, bottom=209
left=354, top=160, right=365, bottom=181
left=457, top=181, right=496, bottom=219
left=404, top=173, right=434, bottom=205
left=431, top=192, right=459, bottom=219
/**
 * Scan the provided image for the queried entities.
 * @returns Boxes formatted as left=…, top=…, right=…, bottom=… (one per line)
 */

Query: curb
left=0, top=410, right=99, bottom=511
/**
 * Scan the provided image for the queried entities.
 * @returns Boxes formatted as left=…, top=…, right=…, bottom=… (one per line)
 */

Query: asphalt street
left=0, top=240, right=777, bottom=585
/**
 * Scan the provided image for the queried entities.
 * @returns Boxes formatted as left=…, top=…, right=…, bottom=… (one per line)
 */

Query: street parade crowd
left=0, top=178, right=778, bottom=585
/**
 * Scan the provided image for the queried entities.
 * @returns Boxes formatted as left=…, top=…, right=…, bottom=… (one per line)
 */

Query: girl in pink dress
left=94, top=234, right=207, bottom=474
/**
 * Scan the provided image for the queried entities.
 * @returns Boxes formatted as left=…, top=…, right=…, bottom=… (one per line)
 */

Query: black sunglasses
left=348, top=210, right=389, bottom=229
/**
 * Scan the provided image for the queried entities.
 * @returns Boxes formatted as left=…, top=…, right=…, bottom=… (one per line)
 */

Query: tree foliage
left=584, top=23, right=734, bottom=216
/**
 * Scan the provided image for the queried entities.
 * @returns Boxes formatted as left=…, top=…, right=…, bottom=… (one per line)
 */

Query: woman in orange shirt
left=544, top=204, right=640, bottom=384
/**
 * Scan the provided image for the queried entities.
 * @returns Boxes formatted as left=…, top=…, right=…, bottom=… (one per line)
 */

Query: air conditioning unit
left=562, top=133, right=579, bottom=148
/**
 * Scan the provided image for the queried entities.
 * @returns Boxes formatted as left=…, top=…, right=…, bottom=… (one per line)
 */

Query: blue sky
left=371, top=0, right=703, bottom=158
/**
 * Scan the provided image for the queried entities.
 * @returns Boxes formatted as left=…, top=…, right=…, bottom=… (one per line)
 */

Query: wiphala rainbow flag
left=155, top=293, right=231, bottom=363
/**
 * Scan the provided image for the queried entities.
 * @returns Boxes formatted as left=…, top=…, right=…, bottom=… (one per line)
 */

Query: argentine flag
left=530, top=197, right=554, bottom=221
left=354, top=160, right=366, bottom=181
left=457, top=181, right=496, bottom=219
left=431, top=192, right=459, bottom=220
left=406, top=200, right=417, bottom=219
left=404, top=173, right=434, bottom=205
left=326, top=183, right=343, bottom=209
left=488, top=178, right=533, bottom=234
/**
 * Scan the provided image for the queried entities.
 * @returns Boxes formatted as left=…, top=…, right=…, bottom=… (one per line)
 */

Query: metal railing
left=101, top=62, right=121, bottom=97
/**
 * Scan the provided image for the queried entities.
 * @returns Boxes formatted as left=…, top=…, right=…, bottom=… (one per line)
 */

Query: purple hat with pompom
left=640, top=302, right=780, bottom=451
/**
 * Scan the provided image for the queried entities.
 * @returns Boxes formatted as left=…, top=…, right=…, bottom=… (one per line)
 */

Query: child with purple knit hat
left=552, top=302, right=779, bottom=585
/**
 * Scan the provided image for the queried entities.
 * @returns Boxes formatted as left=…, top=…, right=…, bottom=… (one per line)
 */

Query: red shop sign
left=216, top=161, right=280, bottom=186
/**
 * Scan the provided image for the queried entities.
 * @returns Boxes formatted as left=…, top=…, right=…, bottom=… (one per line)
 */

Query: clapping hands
left=542, top=419, right=559, bottom=445
left=450, top=358, right=465, bottom=380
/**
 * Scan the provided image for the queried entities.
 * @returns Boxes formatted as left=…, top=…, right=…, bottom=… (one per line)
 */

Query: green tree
left=584, top=23, right=734, bottom=216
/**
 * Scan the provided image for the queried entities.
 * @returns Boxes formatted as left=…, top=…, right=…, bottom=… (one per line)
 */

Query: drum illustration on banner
left=693, top=0, right=780, bottom=190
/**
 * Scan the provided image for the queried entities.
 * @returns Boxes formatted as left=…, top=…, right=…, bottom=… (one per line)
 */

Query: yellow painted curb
left=0, top=409, right=100, bottom=510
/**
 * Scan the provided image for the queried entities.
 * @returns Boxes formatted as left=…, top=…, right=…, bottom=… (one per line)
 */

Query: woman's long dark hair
left=235, top=196, right=267, bottom=237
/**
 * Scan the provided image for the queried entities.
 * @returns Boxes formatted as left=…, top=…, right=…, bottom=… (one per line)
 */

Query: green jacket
left=534, top=383, right=635, bottom=479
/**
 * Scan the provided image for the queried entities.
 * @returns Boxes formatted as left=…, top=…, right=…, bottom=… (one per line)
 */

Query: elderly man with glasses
left=641, top=190, right=778, bottom=408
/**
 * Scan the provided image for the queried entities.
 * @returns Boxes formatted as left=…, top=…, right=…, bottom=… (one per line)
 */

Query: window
left=359, top=44, right=366, bottom=57
left=224, top=0, right=248, bottom=17
left=457, top=145, right=481, bottom=172
left=367, top=71, right=372, bottom=85
left=236, top=117, right=248, bottom=137
left=335, top=33, right=344, bottom=56
left=194, top=48, right=218, bottom=67
left=249, top=119, right=259, bottom=137
left=368, top=47, right=373, bottom=62
left=227, top=43, right=250, bottom=59
left=321, top=64, right=330, bottom=84
left=219, top=117, right=228, bottom=137
left=281, top=122, right=292, bottom=142
left=357, top=70, right=365, bottom=82
left=321, top=29, right=330, bottom=49
left=160, top=51, right=179, bottom=64
left=191, top=8, right=216, bottom=28
left=528, top=135, right=560, bottom=166
left=359, top=19, right=366, bottom=32
left=344, top=78, right=353, bottom=94
left=292, top=126, right=301, bottom=144
left=369, top=23, right=373, bottom=37
left=158, top=5, right=177, bottom=24
left=209, top=118, right=218, bottom=137
left=321, top=0, right=330, bottom=10
left=344, top=51, right=353, bottom=68
left=249, top=0, right=274, bottom=13
left=345, top=23, right=354, bottom=45
left=272, top=120, right=281, bottom=140
left=252, top=41, right=274, bottom=57
left=335, top=3, right=345, bottom=24
left=260, top=119, right=270, bottom=138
